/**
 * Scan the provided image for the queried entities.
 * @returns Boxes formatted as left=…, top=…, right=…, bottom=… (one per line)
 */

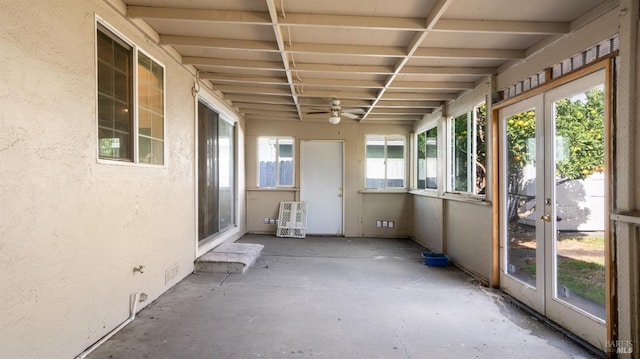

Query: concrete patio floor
left=87, top=235, right=598, bottom=359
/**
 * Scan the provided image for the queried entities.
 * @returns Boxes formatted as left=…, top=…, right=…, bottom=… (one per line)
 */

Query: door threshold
left=500, top=292, right=606, bottom=358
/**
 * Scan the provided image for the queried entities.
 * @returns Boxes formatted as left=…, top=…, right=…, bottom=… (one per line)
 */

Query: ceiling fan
left=305, top=99, right=365, bottom=124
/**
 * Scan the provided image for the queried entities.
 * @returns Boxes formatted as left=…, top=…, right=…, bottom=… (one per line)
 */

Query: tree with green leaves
left=506, top=87, right=605, bottom=222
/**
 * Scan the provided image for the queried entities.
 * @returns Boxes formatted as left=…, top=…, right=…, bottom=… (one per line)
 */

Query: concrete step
left=195, top=242, right=264, bottom=274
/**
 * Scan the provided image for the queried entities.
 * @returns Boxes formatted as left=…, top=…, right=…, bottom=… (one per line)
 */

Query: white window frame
left=95, top=18, right=166, bottom=167
left=257, top=137, right=295, bottom=188
left=365, top=134, right=407, bottom=190
left=447, top=102, right=487, bottom=196
left=415, top=124, right=439, bottom=191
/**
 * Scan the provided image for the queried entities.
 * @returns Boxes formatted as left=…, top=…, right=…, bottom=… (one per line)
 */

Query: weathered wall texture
left=0, top=1, right=245, bottom=357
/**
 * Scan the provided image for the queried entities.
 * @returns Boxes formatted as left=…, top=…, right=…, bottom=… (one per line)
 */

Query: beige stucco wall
left=0, top=1, right=246, bottom=357
left=444, top=201, right=493, bottom=281
left=411, top=195, right=444, bottom=253
left=245, top=119, right=413, bottom=237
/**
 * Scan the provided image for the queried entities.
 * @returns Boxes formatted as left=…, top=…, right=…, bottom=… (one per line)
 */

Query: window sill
left=359, top=189, right=409, bottom=194
left=409, top=190, right=491, bottom=205
left=97, top=158, right=167, bottom=169
left=409, top=189, right=440, bottom=198
left=247, top=187, right=299, bottom=192
left=442, top=192, right=491, bottom=205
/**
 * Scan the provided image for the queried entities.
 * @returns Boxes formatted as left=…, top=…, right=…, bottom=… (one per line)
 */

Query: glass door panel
left=500, top=95, right=545, bottom=314
left=505, top=109, right=538, bottom=287
left=550, top=82, right=606, bottom=321
left=500, top=68, right=608, bottom=351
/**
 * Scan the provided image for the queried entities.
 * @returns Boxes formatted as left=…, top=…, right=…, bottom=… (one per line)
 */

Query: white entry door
left=300, top=141, right=344, bottom=235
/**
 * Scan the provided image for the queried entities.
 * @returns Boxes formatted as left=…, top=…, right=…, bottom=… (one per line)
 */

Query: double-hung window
left=449, top=103, right=487, bottom=195
left=257, top=137, right=294, bottom=187
left=416, top=127, right=438, bottom=190
left=365, top=135, right=406, bottom=189
left=97, top=22, right=165, bottom=165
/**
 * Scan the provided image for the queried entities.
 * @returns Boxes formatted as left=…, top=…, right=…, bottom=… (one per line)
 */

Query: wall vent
left=165, top=263, right=179, bottom=285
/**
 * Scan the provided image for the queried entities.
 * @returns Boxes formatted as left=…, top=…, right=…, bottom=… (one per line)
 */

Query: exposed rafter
left=160, top=35, right=278, bottom=52
left=127, top=6, right=271, bottom=25
left=360, top=0, right=453, bottom=121
left=401, top=66, right=496, bottom=76
left=204, top=74, right=289, bottom=85
left=265, top=0, right=302, bottom=120
left=124, top=1, right=602, bottom=124
left=182, top=57, right=285, bottom=71
left=413, top=48, right=525, bottom=59
left=433, top=19, right=570, bottom=34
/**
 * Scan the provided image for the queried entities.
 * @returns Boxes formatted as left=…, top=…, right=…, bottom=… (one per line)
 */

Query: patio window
left=416, top=127, right=438, bottom=190
left=365, top=135, right=406, bottom=189
left=258, top=137, right=294, bottom=187
left=97, top=22, right=165, bottom=165
left=449, top=103, right=487, bottom=195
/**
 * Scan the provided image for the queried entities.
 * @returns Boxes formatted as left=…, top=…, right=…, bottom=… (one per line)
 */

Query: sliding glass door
left=197, top=100, right=235, bottom=243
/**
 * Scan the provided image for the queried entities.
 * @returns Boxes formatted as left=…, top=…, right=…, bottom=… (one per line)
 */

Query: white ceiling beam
left=360, top=0, right=452, bottom=122
left=365, top=115, right=424, bottom=122
left=160, top=35, right=277, bottom=52
left=279, top=13, right=424, bottom=31
left=245, top=114, right=301, bottom=121
left=204, top=74, right=289, bottom=85
left=390, top=81, right=475, bottom=90
left=401, top=66, right=496, bottom=75
left=240, top=109, right=300, bottom=117
left=226, top=94, right=294, bottom=105
left=413, top=48, right=525, bottom=59
left=213, top=84, right=292, bottom=96
left=233, top=103, right=297, bottom=112
left=288, top=43, right=405, bottom=57
left=127, top=6, right=271, bottom=25
left=183, top=57, right=285, bottom=71
left=433, top=19, right=570, bottom=35
left=296, top=89, right=379, bottom=100
left=299, top=98, right=372, bottom=108
left=381, top=92, right=458, bottom=101
left=297, top=79, right=385, bottom=89
left=266, top=0, right=303, bottom=120
left=369, top=108, right=431, bottom=115
left=376, top=100, right=442, bottom=108
left=128, top=6, right=426, bottom=31
left=291, top=63, right=393, bottom=75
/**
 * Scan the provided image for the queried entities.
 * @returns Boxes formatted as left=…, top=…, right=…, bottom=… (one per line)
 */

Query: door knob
left=541, top=214, right=552, bottom=222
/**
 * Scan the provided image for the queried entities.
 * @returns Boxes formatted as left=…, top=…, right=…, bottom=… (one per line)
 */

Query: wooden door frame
left=491, top=58, right=615, bottom=349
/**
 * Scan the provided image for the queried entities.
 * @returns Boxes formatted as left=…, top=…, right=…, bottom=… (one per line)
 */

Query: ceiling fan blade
left=305, top=111, right=330, bottom=114
left=342, top=108, right=365, bottom=114
left=342, top=112, right=360, bottom=120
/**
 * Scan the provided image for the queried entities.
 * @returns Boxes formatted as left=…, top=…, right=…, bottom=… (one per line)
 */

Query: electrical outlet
left=388, top=221, right=395, bottom=228
left=376, top=220, right=382, bottom=228
left=382, top=220, right=388, bottom=228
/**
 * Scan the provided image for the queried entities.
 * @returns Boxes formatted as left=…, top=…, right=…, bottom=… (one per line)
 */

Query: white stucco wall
left=0, top=1, right=245, bottom=358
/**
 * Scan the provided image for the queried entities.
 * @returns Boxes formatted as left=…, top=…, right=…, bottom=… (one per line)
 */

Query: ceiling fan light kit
left=304, top=98, right=366, bottom=124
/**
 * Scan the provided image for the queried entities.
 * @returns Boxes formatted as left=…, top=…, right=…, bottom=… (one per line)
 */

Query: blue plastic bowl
left=422, top=252, right=449, bottom=266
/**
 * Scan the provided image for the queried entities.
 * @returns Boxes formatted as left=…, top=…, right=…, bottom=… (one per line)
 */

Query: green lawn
left=517, top=234, right=606, bottom=306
